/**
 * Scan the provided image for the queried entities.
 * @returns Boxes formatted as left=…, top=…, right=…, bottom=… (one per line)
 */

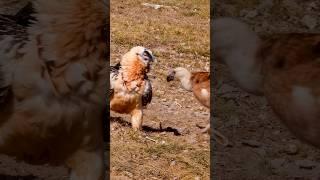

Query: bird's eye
left=142, top=51, right=153, bottom=61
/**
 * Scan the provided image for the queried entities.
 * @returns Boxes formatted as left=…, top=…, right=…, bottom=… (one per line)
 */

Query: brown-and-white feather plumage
left=167, top=67, right=210, bottom=108
left=213, top=17, right=320, bottom=148
left=166, top=67, right=229, bottom=145
left=0, top=0, right=108, bottom=179
left=0, top=2, right=34, bottom=107
left=110, top=46, right=154, bottom=130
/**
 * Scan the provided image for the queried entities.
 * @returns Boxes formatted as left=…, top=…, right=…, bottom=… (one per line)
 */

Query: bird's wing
left=0, top=7, right=32, bottom=108
left=14, top=2, right=36, bottom=27
left=110, top=62, right=121, bottom=97
left=191, top=72, right=210, bottom=108
left=259, top=34, right=320, bottom=147
left=191, top=72, right=210, bottom=84
left=142, top=76, right=152, bottom=107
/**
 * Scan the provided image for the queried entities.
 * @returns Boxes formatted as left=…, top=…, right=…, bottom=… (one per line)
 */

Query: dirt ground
left=110, top=0, right=210, bottom=179
left=213, top=0, right=320, bottom=179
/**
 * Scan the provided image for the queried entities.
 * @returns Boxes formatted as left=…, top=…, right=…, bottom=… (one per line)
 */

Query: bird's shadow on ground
left=110, top=117, right=181, bottom=136
left=0, top=174, right=37, bottom=180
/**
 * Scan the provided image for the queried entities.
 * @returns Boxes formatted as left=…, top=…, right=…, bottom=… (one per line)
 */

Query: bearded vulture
left=110, top=46, right=155, bottom=130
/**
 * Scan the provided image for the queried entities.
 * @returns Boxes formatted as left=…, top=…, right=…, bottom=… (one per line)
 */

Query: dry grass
left=110, top=0, right=210, bottom=179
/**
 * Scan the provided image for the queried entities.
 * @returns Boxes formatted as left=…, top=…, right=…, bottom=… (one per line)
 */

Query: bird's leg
left=131, top=108, right=143, bottom=131
left=201, top=123, right=211, bottom=133
left=66, top=148, right=105, bottom=180
left=196, top=123, right=229, bottom=146
left=212, top=129, right=229, bottom=147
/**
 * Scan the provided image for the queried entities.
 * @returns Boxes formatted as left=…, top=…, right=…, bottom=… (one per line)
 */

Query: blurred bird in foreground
left=213, top=17, right=320, bottom=148
left=0, top=0, right=108, bottom=179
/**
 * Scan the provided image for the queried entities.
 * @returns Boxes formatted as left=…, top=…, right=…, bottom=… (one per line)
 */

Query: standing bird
left=110, top=46, right=155, bottom=131
left=0, top=0, right=108, bottom=179
left=213, top=17, right=320, bottom=148
left=167, top=67, right=229, bottom=145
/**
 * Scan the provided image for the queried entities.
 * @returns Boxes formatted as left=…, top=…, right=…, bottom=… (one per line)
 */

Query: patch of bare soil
left=213, top=0, right=320, bottom=179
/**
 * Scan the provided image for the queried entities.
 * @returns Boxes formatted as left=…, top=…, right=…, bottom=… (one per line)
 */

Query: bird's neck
left=119, top=60, right=146, bottom=92
left=120, top=61, right=146, bottom=83
left=178, top=73, right=192, bottom=91
left=224, top=39, right=263, bottom=94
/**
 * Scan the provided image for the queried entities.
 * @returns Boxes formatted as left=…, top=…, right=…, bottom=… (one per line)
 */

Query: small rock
left=256, top=148, right=266, bottom=156
left=307, top=2, right=318, bottom=10
left=301, top=15, right=318, bottom=30
left=282, top=0, right=300, bottom=11
left=296, top=160, right=318, bottom=169
left=242, top=140, right=261, bottom=148
left=152, top=155, right=158, bottom=160
left=270, top=158, right=286, bottom=169
left=124, top=171, right=133, bottom=178
left=272, top=130, right=281, bottom=135
left=284, top=144, right=299, bottom=155
left=170, top=160, right=176, bottom=166
left=142, top=3, right=162, bottom=9
left=258, top=0, right=274, bottom=10
left=245, top=10, right=258, bottom=18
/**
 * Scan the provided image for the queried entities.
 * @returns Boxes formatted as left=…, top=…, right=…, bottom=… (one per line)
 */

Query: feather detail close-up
left=213, top=17, right=320, bottom=148
left=0, top=0, right=108, bottom=179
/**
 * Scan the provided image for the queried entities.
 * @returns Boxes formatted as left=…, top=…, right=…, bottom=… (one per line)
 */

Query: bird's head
left=121, top=46, right=155, bottom=72
left=133, top=46, right=155, bottom=64
left=166, top=67, right=190, bottom=82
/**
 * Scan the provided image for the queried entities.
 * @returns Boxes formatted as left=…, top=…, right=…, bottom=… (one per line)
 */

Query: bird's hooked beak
left=137, top=48, right=156, bottom=64
left=166, top=69, right=175, bottom=82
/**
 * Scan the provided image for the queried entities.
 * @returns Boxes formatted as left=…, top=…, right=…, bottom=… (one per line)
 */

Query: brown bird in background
left=0, top=0, right=108, bottom=179
left=110, top=46, right=155, bottom=131
left=213, top=17, right=320, bottom=148
left=167, top=67, right=229, bottom=145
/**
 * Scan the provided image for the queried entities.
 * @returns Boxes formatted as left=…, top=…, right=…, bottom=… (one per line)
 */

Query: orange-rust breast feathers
left=120, top=50, right=149, bottom=91
left=122, top=58, right=146, bottom=86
